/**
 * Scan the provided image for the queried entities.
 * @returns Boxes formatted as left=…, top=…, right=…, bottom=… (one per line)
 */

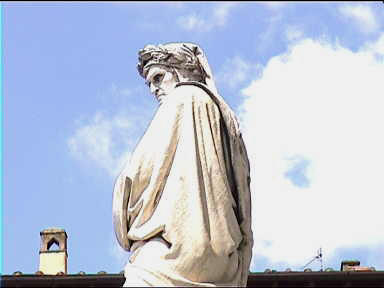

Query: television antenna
left=302, top=247, right=323, bottom=271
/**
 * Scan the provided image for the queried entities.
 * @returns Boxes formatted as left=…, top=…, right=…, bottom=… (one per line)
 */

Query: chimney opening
left=47, top=238, right=60, bottom=251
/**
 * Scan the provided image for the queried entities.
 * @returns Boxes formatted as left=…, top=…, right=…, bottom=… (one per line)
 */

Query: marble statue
left=113, top=43, right=253, bottom=287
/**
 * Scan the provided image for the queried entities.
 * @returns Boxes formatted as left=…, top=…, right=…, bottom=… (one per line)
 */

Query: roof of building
left=2, top=270, right=384, bottom=288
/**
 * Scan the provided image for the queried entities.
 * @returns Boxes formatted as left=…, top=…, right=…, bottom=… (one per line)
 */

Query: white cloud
left=68, top=83, right=156, bottom=178
left=239, top=35, right=384, bottom=270
left=260, top=1, right=287, bottom=10
left=68, top=112, right=133, bottom=178
left=363, top=33, right=384, bottom=57
left=285, top=25, right=304, bottom=42
left=217, top=56, right=262, bottom=89
left=213, top=2, right=237, bottom=27
left=178, top=2, right=238, bottom=32
left=339, top=4, right=379, bottom=34
left=179, top=14, right=206, bottom=31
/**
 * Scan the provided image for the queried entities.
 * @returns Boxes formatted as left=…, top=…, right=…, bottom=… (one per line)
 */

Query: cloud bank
left=240, top=34, right=384, bottom=270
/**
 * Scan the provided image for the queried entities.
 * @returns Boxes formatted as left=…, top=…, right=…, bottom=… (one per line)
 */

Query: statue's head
left=138, top=43, right=208, bottom=103
left=144, top=65, right=177, bottom=104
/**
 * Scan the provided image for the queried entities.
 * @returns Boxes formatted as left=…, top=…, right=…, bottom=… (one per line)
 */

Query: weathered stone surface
left=113, top=43, right=253, bottom=287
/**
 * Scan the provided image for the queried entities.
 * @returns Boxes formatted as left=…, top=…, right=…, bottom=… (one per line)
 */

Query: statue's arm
left=112, top=90, right=187, bottom=246
left=112, top=173, right=132, bottom=251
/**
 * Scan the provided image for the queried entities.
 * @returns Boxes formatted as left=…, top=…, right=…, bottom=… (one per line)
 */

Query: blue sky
left=3, top=2, right=384, bottom=275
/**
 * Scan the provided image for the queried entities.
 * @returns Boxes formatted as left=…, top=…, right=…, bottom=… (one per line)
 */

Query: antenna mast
left=302, top=247, right=323, bottom=271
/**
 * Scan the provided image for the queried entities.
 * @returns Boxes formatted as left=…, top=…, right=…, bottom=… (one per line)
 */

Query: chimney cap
left=40, top=228, right=67, bottom=236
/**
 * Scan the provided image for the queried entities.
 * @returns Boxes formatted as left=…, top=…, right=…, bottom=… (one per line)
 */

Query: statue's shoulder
left=174, top=81, right=214, bottom=103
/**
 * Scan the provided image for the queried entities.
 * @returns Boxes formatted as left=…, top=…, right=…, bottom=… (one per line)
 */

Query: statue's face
left=146, top=65, right=177, bottom=104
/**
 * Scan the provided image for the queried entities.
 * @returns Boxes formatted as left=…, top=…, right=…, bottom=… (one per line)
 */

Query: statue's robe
left=113, top=82, right=253, bottom=287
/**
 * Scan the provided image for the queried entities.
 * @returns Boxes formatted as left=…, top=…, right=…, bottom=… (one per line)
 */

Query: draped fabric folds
left=113, top=82, right=253, bottom=287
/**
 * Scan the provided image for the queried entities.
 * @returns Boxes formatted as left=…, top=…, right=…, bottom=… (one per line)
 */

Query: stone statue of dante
left=113, top=42, right=253, bottom=287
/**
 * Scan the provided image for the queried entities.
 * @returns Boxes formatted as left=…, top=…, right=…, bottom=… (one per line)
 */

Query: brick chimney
left=39, top=228, right=68, bottom=275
